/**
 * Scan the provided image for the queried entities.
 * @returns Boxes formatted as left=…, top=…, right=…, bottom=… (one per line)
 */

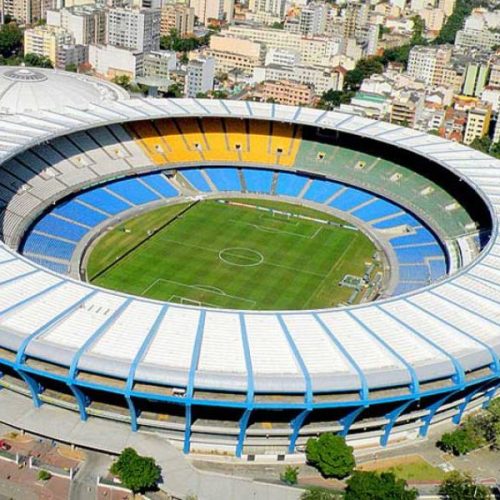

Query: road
left=69, top=449, right=112, bottom=500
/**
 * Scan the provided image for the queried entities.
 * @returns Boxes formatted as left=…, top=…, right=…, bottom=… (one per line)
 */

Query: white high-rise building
left=407, top=45, right=452, bottom=86
left=189, top=0, right=233, bottom=24
left=47, top=4, right=106, bottom=46
left=249, top=0, right=286, bottom=19
left=106, top=7, right=161, bottom=53
left=185, top=57, right=215, bottom=97
left=299, top=2, right=327, bottom=36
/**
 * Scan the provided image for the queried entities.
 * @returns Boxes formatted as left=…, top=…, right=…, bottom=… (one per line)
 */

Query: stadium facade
left=0, top=67, right=499, bottom=456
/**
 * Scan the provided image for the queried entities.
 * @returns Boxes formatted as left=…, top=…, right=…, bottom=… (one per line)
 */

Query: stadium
left=0, top=66, right=498, bottom=457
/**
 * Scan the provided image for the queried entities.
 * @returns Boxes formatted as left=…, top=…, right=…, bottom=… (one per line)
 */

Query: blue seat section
left=23, top=233, right=75, bottom=260
left=53, top=200, right=107, bottom=227
left=391, top=227, right=436, bottom=247
left=395, top=244, right=443, bottom=264
left=303, top=179, right=343, bottom=203
left=372, top=213, right=420, bottom=229
left=329, top=188, right=374, bottom=212
left=107, top=178, right=159, bottom=205
left=429, top=259, right=447, bottom=281
left=393, top=282, right=426, bottom=295
left=352, top=198, right=401, bottom=222
left=275, top=172, right=308, bottom=197
left=398, top=265, right=429, bottom=282
left=141, top=173, right=178, bottom=198
left=205, top=168, right=241, bottom=191
left=243, top=169, right=274, bottom=193
left=32, top=215, right=88, bottom=242
left=182, top=169, right=212, bottom=192
left=28, top=256, right=69, bottom=274
left=77, top=189, right=131, bottom=215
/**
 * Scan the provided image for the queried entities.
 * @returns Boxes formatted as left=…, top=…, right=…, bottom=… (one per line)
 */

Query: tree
left=437, top=428, right=483, bottom=456
left=345, top=471, right=417, bottom=500
left=110, top=447, right=161, bottom=494
left=112, top=74, right=132, bottom=90
left=301, top=487, right=343, bottom=499
left=305, top=433, right=355, bottom=478
left=438, top=471, right=490, bottom=500
left=65, top=63, right=78, bottom=72
left=344, top=58, right=384, bottom=91
left=164, top=83, right=182, bottom=98
left=433, top=0, right=482, bottom=45
left=280, top=465, right=299, bottom=485
left=0, top=23, right=23, bottom=58
left=318, top=89, right=354, bottom=110
left=410, top=15, right=426, bottom=45
left=470, top=136, right=492, bottom=154
left=23, top=53, right=53, bottom=68
left=160, top=28, right=211, bottom=53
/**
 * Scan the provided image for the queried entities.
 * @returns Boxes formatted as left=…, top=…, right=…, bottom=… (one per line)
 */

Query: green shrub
left=301, top=487, right=343, bottom=499
left=110, top=447, right=161, bottom=494
left=280, top=465, right=299, bottom=485
left=305, top=433, right=355, bottom=479
left=345, top=471, right=417, bottom=500
left=38, top=470, right=51, bottom=481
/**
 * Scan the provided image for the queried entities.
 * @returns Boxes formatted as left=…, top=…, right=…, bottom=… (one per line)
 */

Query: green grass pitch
left=87, top=199, right=379, bottom=310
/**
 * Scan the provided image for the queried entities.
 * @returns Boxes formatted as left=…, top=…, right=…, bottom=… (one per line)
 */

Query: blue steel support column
left=453, top=381, right=491, bottom=425
left=339, top=406, right=366, bottom=437
left=278, top=315, right=313, bottom=454
left=16, top=369, right=42, bottom=407
left=236, top=409, right=252, bottom=458
left=184, top=310, right=206, bottom=454
left=125, top=305, right=169, bottom=432
left=482, top=381, right=500, bottom=408
left=236, top=314, right=254, bottom=458
left=289, top=409, right=311, bottom=452
left=70, top=385, right=90, bottom=421
left=380, top=399, right=414, bottom=447
left=420, top=388, right=463, bottom=437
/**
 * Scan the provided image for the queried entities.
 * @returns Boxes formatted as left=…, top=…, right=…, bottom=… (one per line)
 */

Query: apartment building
left=261, top=79, right=315, bottom=106
left=47, top=5, right=106, bottom=46
left=106, top=7, right=161, bottom=53
left=185, top=57, right=215, bottom=97
left=407, top=45, right=452, bottom=86
left=463, top=103, right=492, bottom=145
left=160, top=3, right=194, bottom=36
left=24, top=25, right=73, bottom=66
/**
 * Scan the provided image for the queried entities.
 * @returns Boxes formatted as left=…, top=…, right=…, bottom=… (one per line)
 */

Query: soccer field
left=87, top=199, right=380, bottom=310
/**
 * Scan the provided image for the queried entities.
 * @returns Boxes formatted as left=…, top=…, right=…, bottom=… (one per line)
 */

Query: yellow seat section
left=242, top=120, right=273, bottom=164
left=155, top=119, right=202, bottom=163
left=271, top=123, right=302, bottom=167
left=288, top=125, right=302, bottom=165
left=200, top=118, right=238, bottom=162
left=176, top=118, right=207, bottom=152
left=224, top=118, right=249, bottom=154
left=126, top=121, right=169, bottom=165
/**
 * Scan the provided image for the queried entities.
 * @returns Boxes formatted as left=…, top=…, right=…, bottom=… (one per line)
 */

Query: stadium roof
left=0, top=84, right=498, bottom=397
left=0, top=66, right=128, bottom=115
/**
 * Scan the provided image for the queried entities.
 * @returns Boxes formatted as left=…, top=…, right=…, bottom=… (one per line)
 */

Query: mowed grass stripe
left=89, top=199, right=377, bottom=310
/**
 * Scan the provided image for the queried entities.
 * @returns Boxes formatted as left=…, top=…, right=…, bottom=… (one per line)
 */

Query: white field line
left=143, top=278, right=256, bottom=306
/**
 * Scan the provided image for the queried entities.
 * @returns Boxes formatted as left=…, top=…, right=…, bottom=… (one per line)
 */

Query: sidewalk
left=0, top=390, right=302, bottom=500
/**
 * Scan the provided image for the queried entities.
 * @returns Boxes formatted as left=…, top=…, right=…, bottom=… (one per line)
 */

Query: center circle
left=219, top=247, right=264, bottom=267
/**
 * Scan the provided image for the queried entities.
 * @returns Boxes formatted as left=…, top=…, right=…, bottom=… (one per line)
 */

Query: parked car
left=0, top=440, right=11, bottom=451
